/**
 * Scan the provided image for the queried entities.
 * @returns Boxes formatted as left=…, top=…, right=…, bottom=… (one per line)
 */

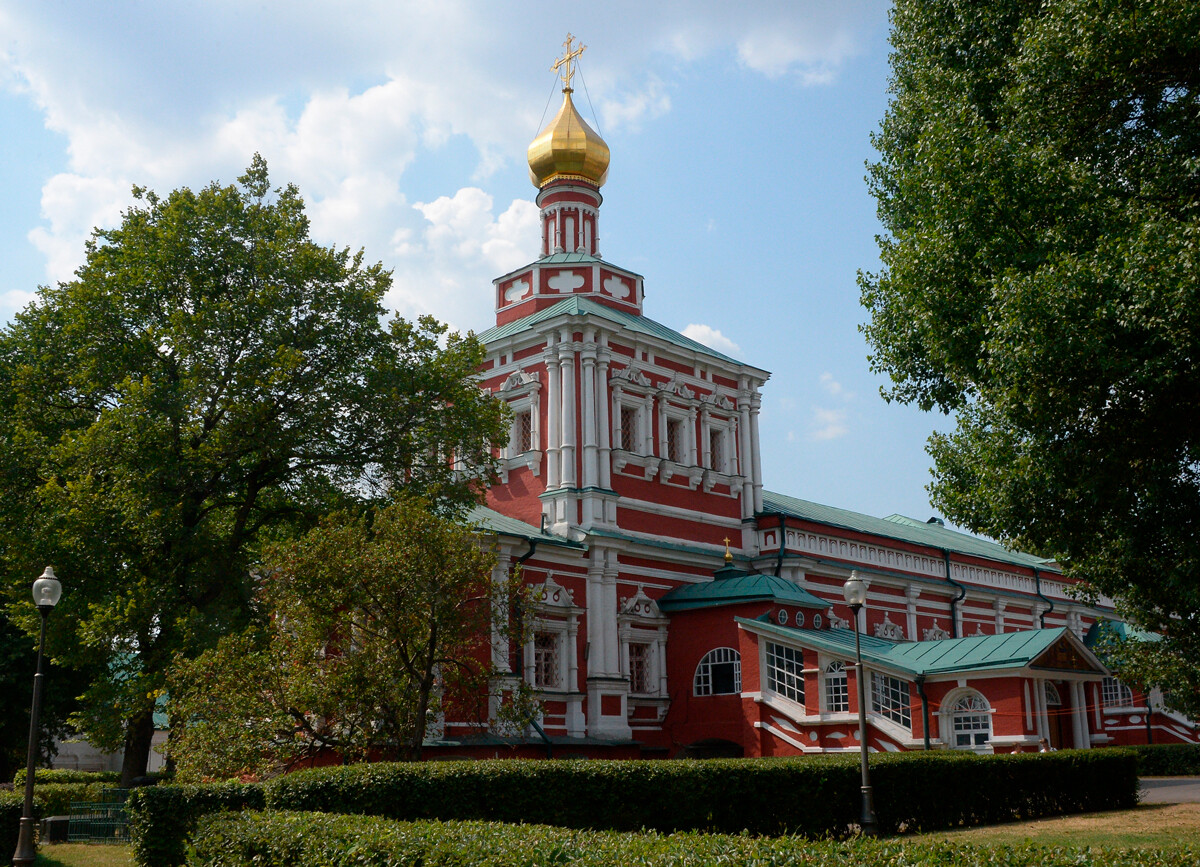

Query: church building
left=441, top=39, right=1196, bottom=758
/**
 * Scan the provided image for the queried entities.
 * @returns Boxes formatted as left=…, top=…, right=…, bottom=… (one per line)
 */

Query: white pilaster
left=558, top=330, right=576, bottom=490
left=545, top=335, right=561, bottom=490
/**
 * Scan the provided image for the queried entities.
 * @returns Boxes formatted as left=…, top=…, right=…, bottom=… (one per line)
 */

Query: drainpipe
left=915, top=674, right=931, bottom=751
left=773, top=515, right=787, bottom=578
left=943, top=550, right=966, bottom=639
left=1033, top=567, right=1054, bottom=628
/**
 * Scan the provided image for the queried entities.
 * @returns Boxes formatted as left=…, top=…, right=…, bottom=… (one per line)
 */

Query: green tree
left=861, top=0, right=1200, bottom=712
left=167, top=500, right=533, bottom=781
left=0, top=157, right=508, bottom=783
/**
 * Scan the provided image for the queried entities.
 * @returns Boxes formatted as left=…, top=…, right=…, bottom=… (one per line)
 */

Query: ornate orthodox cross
left=552, top=33, right=587, bottom=91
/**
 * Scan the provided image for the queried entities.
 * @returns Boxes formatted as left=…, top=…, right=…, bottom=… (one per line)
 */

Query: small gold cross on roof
left=723, top=537, right=733, bottom=563
left=552, top=32, right=587, bottom=91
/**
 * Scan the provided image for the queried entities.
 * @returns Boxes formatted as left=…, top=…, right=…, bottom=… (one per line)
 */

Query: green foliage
left=0, top=157, right=508, bottom=781
left=127, top=782, right=264, bottom=867
left=860, top=0, right=1200, bottom=706
left=1126, top=743, right=1200, bottom=776
left=0, top=792, right=29, bottom=860
left=167, top=499, right=528, bottom=781
left=12, top=769, right=120, bottom=785
left=187, top=810, right=1200, bottom=867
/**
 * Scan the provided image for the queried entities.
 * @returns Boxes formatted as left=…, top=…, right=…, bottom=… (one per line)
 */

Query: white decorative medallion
left=504, top=279, right=531, bottom=303
left=603, top=275, right=630, bottom=299
left=548, top=270, right=585, bottom=293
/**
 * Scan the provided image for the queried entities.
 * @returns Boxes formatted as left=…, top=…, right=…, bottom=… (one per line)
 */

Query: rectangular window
left=619, top=404, right=638, bottom=452
left=870, top=672, right=911, bottom=728
left=514, top=408, right=533, bottom=453
left=708, top=427, right=726, bottom=473
left=628, top=642, right=651, bottom=694
left=824, top=661, right=849, bottom=713
left=765, top=641, right=805, bottom=704
left=1102, top=676, right=1134, bottom=708
left=533, top=632, right=560, bottom=689
left=666, top=417, right=683, bottom=462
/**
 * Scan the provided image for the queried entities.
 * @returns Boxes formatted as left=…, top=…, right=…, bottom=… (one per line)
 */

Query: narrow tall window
left=765, top=642, right=805, bottom=704
left=694, top=647, right=741, bottom=696
left=824, top=661, right=849, bottom=712
left=870, top=672, right=912, bottom=728
left=666, top=417, right=683, bottom=462
left=619, top=404, right=638, bottom=452
left=514, top=408, right=533, bottom=453
left=533, top=632, right=560, bottom=689
left=628, top=642, right=651, bottom=694
left=709, top=427, right=726, bottom=472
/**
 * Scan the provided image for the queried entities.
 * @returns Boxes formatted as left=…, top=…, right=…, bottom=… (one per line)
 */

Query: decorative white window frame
left=497, top=370, right=542, bottom=483
left=694, top=646, right=742, bottom=696
left=941, top=688, right=994, bottom=753
left=657, top=398, right=703, bottom=489
left=822, top=659, right=850, bottom=713
left=870, top=670, right=912, bottom=729
left=618, top=587, right=669, bottom=700
left=699, top=397, right=740, bottom=495
left=610, top=365, right=662, bottom=479
left=524, top=574, right=581, bottom=696
left=764, top=641, right=807, bottom=707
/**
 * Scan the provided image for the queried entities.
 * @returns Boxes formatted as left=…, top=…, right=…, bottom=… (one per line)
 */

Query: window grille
left=824, top=661, right=849, bottom=712
left=1102, top=676, right=1134, bottom=708
left=1044, top=681, right=1062, bottom=706
left=765, top=642, right=805, bottom=704
left=533, top=632, right=560, bottom=689
left=951, top=693, right=991, bottom=748
left=628, top=642, right=651, bottom=694
left=709, top=427, right=726, bottom=472
left=619, top=405, right=638, bottom=451
left=694, top=647, right=741, bottom=696
left=514, top=409, right=533, bottom=453
left=870, top=672, right=911, bottom=728
left=666, top=417, right=683, bottom=462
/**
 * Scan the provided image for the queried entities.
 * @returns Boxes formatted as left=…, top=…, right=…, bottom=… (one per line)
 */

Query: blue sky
left=0, top=1, right=958, bottom=526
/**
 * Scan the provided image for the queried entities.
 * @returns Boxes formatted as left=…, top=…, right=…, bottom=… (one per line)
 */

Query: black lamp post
left=12, top=566, right=62, bottom=867
left=842, top=570, right=879, bottom=837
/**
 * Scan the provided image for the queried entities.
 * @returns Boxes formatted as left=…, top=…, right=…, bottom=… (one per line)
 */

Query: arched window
left=694, top=647, right=741, bottom=696
left=950, top=693, right=992, bottom=749
left=824, top=661, right=849, bottom=712
left=1102, top=677, right=1134, bottom=708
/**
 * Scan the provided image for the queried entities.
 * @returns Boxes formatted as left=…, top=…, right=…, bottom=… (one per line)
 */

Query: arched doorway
left=1045, top=681, right=1070, bottom=749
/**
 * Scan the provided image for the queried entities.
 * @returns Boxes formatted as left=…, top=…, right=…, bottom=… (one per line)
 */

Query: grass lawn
left=918, top=803, right=1200, bottom=849
left=35, top=844, right=131, bottom=867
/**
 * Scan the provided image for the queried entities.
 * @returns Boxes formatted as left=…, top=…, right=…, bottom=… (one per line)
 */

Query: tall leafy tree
left=0, top=157, right=507, bottom=783
left=167, top=500, right=533, bottom=780
left=861, top=0, right=1200, bottom=712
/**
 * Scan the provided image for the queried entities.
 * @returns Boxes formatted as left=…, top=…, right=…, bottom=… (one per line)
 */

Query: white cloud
left=811, top=407, right=848, bottom=441
left=682, top=324, right=741, bottom=356
left=819, top=371, right=855, bottom=400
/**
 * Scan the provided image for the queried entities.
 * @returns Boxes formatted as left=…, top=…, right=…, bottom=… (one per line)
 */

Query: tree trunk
left=119, top=707, right=155, bottom=787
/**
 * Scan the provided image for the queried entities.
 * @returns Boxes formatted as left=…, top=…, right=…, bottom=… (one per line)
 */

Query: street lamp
left=13, top=566, right=62, bottom=867
left=842, top=570, right=879, bottom=837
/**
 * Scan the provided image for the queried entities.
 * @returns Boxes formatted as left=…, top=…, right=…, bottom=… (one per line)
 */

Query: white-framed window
left=824, top=661, right=849, bottom=713
left=1102, top=676, right=1135, bottom=708
left=694, top=647, right=741, bottom=696
left=871, top=672, right=911, bottom=728
left=708, top=426, right=727, bottom=472
left=765, top=642, right=805, bottom=704
left=618, top=403, right=640, bottom=451
left=628, top=642, right=652, bottom=694
left=950, top=693, right=992, bottom=749
left=533, top=631, right=561, bottom=689
left=665, top=416, right=684, bottom=462
left=513, top=407, right=533, bottom=453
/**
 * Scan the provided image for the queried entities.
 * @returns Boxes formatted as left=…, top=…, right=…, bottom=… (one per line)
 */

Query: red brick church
left=437, top=40, right=1196, bottom=758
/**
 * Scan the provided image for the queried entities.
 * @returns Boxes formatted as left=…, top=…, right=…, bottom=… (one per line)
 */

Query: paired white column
left=558, top=329, right=576, bottom=488
left=597, top=342, right=612, bottom=490
left=544, top=335, right=562, bottom=490
left=749, top=392, right=764, bottom=513
left=581, top=331, right=598, bottom=489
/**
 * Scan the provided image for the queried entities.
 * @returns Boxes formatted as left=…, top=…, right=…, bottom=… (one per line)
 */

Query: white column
left=905, top=585, right=921, bottom=641
left=597, top=342, right=612, bottom=490
left=1072, top=682, right=1091, bottom=748
left=580, top=331, right=598, bottom=489
left=544, top=336, right=561, bottom=490
left=656, top=626, right=669, bottom=696
left=559, top=330, right=576, bottom=489
left=737, top=385, right=753, bottom=517
left=687, top=406, right=698, bottom=466
left=993, top=599, right=1007, bottom=634
left=491, top=550, right=513, bottom=671
left=749, top=391, right=764, bottom=514
left=603, top=556, right=621, bottom=675
left=566, top=614, right=579, bottom=690
left=642, top=394, right=655, bottom=455
left=586, top=559, right=607, bottom=677
left=1034, top=679, right=1048, bottom=740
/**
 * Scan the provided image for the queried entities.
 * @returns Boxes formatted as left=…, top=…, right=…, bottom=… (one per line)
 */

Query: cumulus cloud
left=819, top=371, right=855, bottom=400
left=682, top=324, right=742, bottom=356
left=811, top=407, right=848, bottom=441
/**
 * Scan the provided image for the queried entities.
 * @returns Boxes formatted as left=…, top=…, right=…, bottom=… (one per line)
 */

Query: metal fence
left=67, top=788, right=130, bottom=844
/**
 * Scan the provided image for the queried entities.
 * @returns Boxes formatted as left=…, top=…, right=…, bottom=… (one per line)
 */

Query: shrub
left=186, top=810, right=1200, bottom=867
left=128, top=782, right=264, bottom=867
left=0, top=792, right=30, bottom=861
left=1, top=783, right=112, bottom=856
left=263, top=749, right=1137, bottom=835
left=12, top=768, right=120, bottom=785
left=1127, top=743, right=1200, bottom=776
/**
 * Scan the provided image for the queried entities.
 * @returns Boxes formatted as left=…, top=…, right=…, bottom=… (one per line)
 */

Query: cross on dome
left=551, top=33, right=586, bottom=92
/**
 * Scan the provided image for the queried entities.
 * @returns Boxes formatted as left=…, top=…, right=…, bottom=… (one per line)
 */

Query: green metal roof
left=1085, top=618, right=1162, bottom=648
left=761, top=490, right=1059, bottom=574
left=736, top=619, right=1103, bottom=678
left=658, top=566, right=829, bottom=613
left=467, top=504, right=585, bottom=549
left=477, top=296, right=748, bottom=367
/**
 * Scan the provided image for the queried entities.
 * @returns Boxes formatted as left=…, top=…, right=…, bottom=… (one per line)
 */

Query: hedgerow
left=186, top=810, right=1200, bottom=867
left=11, top=768, right=120, bottom=785
left=127, top=782, right=264, bottom=867
left=1128, top=743, right=1200, bottom=776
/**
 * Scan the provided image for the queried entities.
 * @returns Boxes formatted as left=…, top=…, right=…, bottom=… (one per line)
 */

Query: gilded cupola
left=527, top=35, right=610, bottom=189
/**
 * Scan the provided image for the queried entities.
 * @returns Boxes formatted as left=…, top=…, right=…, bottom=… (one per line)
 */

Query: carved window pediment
left=923, top=620, right=951, bottom=641
left=874, top=613, right=906, bottom=641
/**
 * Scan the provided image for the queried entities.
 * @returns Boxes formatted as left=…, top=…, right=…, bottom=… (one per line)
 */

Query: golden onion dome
left=527, top=89, right=610, bottom=189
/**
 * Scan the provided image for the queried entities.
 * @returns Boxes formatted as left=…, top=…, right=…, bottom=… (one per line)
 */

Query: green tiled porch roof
left=657, top=567, right=829, bottom=613
left=467, top=505, right=585, bottom=549
left=760, top=490, right=1060, bottom=574
left=737, top=619, right=1105, bottom=678
left=477, top=296, right=746, bottom=366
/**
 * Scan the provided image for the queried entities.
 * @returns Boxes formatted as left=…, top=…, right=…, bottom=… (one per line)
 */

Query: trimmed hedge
left=0, top=792, right=31, bottom=861
left=264, top=750, right=1138, bottom=835
left=12, top=768, right=120, bottom=785
left=128, top=782, right=264, bottom=867
left=187, top=810, right=1200, bottom=867
left=1, top=783, right=111, bottom=857
left=1128, top=743, right=1200, bottom=776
